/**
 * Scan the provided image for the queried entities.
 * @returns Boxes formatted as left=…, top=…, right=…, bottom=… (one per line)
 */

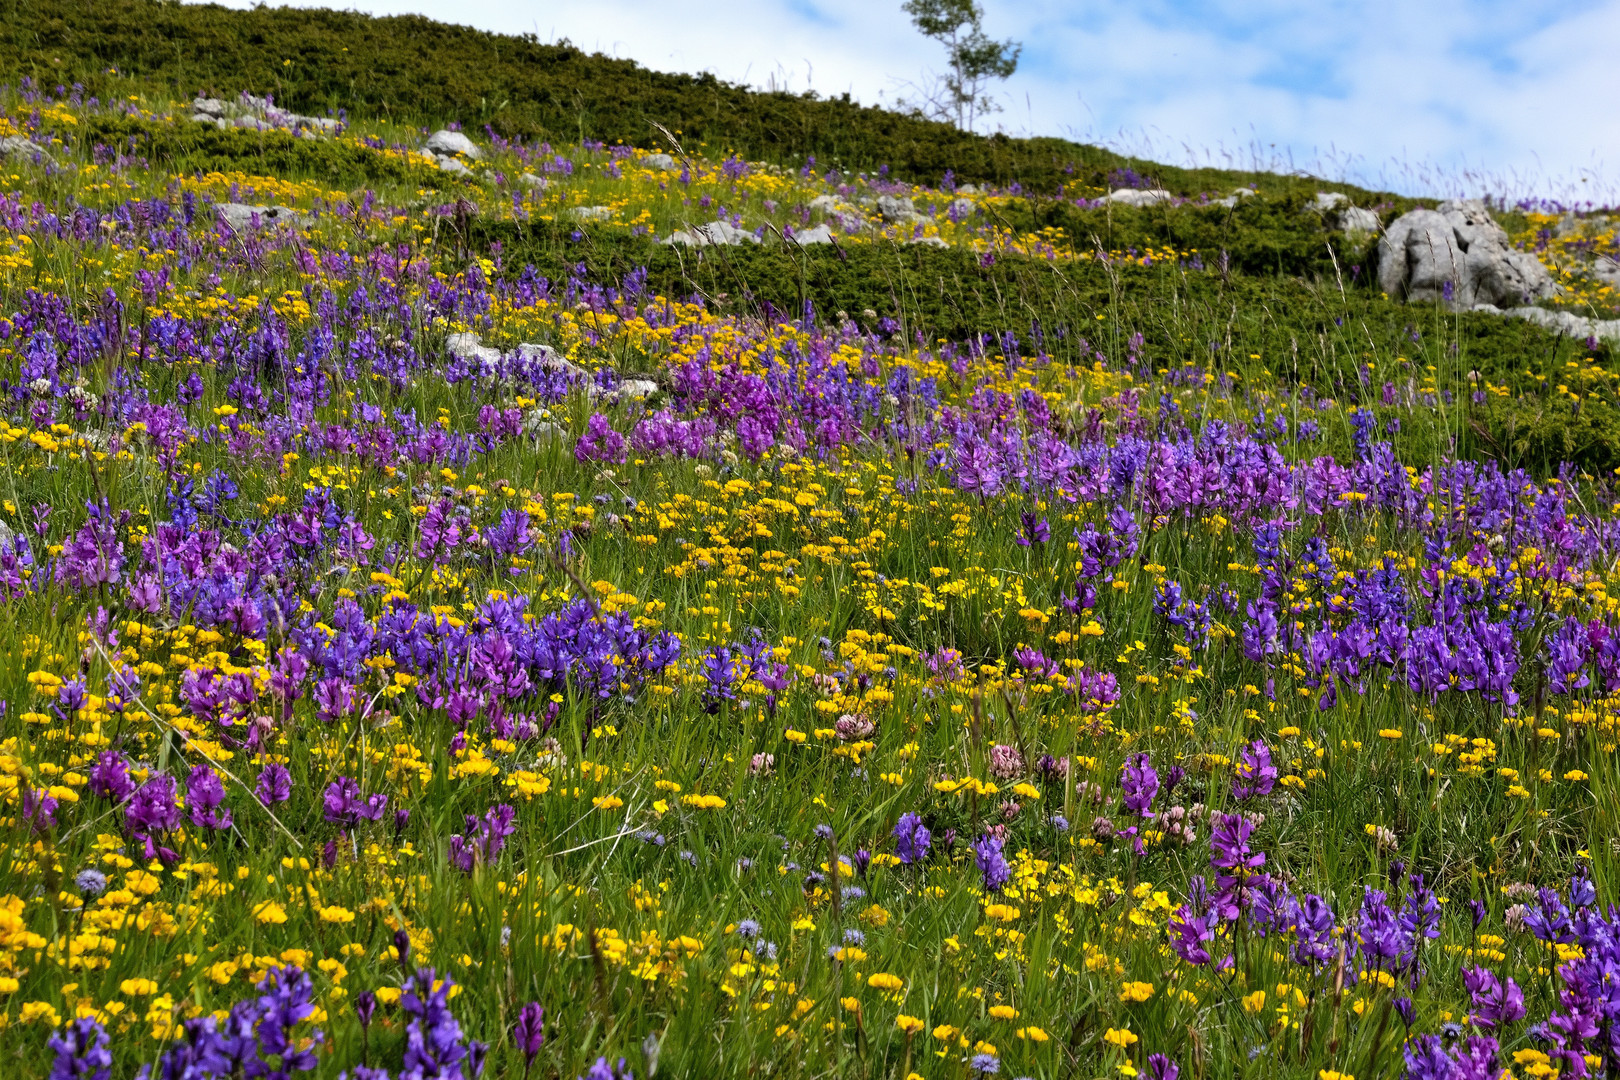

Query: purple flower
left=1455, top=1036, right=1501, bottom=1080
left=1403, top=1034, right=1455, bottom=1080
left=186, top=764, right=233, bottom=831
left=1120, top=752, right=1159, bottom=817
left=514, top=1002, right=546, bottom=1068
left=581, top=1058, right=635, bottom=1080
left=894, top=812, right=932, bottom=864
left=314, top=677, right=357, bottom=723
left=125, top=774, right=181, bottom=861
left=1292, top=894, right=1338, bottom=967
left=1169, top=904, right=1215, bottom=966
left=402, top=967, right=480, bottom=1078
left=1358, top=887, right=1413, bottom=970
left=1016, top=512, right=1050, bottom=547
left=1232, top=741, right=1277, bottom=799
left=574, top=413, right=627, bottom=463
left=1145, top=1054, right=1180, bottom=1080
left=255, top=763, right=292, bottom=804
left=87, top=751, right=134, bottom=803
left=323, top=775, right=387, bottom=830
left=1208, top=814, right=1266, bottom=920
left=1405, top=1034, right=1500, bottom=1080
left=355, top=991, right=378, bottom=1029
left=974, top=833, right=1011, bottom=894
left=22, top=786, right=59, bottom=832
left=1462, top=967, right=1525, bottom=1029
left=449, top=804, right=517, bottom=873
left=250, top=965, right=324, bottom=1077
left=48, top=1016, right=112, bottom=1080
left=1524, top=886, right=1575, bottom=944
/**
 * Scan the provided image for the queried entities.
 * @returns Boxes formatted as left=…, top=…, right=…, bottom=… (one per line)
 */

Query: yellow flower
left=1320, top=1072, right=1355, bottom=1080
left=1103, top=1027, right=1138, bottom=1047
left=120, top=978, right=159, bottom=997
left=253, top=901, right=288, bottom=924
left=682, top=793, right=726, bottom=809
left=1242, top=990, right=1267, bottom=1013
left=1378, top=729, right=1402, bottom=739
left=896, top=1014, right=926, bottom=1035
left=593, top=795, right=624, bottom=810
left=1119, top=981, right=1155, bottom=1002
left=319, top=904, right=356, bottom=924
left=983, top=903, right=1020, bottom=921
left=989, top=1004, right=1019, bottom=1019
left=0, top=977, right=16, bottom=994
left=784, top=729, right=807, bottom=744
left=933, top=1023, right=959, bottom=1041
left=1012, top=782, right=1041, bottom=799
left=20, top=1001, right=60, bottom=1025
left=1017, top=1026, right=1050, bottom=1042
left=868, top=972, right=904, bottom=992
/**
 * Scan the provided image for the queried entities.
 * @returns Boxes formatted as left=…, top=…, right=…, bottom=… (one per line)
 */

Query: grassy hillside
left=2, top=23, right=1620, bottom=1080
left=6, top=0, right=1390, bottom=200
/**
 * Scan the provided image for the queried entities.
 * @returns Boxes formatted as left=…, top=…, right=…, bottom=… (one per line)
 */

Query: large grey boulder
left=515, top=342, right=590, bottom=383
left=0, top=136, right=51, bottom=162
left=604, top=378, right=659, bottom=404
left=1307, top=192, right=1378, bottom=237
left=445, top=332, right=504, bottom=379
left=1338, top=207, right=1381, bottom=237
left=1379, top=200, right=1557, bottom=309
left=184, top=93, right=338, bottom=137
left=216, top=203, right=306, bottom=231
left=1484, top=304, right=1620, bottom=342
left=425, top=130, right=482, bottom=160
left=1105, top=188, right=1173, bottom=208
left=662, top=220, right=760, bottom=247
left=435, top=156, right=472, bottom=176
left=524, top=414, right=566, bottom=442
left=447, top=334, right=595, bottom=387
left=1214, top=187, right=1257, bottom=208
left=642, top=153, right=678, bottom=170
left=787, top=224, right=835, bottom=245
left=875, top=195, right=920, bottom=223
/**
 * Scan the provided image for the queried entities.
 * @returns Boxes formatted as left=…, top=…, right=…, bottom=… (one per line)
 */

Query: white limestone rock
left=424, top=129, right=482, bottom=160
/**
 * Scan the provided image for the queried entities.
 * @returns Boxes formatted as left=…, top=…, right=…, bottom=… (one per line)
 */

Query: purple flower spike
left=514, top=1001, right=546, bottom=1068
left=894, top=812, right=932, bottom=864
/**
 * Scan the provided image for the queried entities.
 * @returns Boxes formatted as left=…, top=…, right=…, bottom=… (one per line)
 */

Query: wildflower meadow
left=0, top=64, right=1619, bottom=1080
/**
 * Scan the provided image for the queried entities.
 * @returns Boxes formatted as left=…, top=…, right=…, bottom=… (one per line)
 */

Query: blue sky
left=198, top=0, right=1620, bottom=201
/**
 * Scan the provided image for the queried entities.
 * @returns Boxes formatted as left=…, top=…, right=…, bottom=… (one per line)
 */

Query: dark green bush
left=76, top=114, right=438, bottom=186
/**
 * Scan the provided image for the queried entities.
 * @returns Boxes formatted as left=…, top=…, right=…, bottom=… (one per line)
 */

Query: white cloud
left=191, top=0, right=1620, bottom=201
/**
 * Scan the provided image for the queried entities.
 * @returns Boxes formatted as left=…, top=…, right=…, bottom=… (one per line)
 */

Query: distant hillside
left=3, top=0, right=1387, bottom=201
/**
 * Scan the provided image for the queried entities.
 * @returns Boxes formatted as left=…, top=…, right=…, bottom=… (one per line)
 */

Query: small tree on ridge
left=900, top=0, right=1021, bottom=133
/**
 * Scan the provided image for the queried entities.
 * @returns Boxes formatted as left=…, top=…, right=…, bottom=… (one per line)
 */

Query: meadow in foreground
left=2, top=82, right=1620, bottom=1080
